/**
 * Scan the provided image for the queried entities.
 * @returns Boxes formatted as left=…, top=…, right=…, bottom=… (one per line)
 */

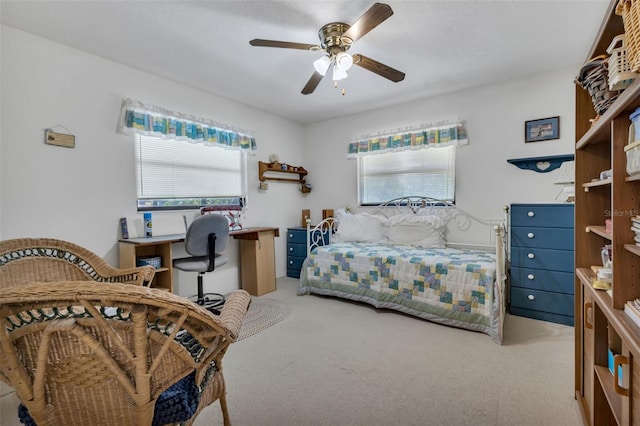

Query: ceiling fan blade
left=342, top=3, right=393, bottom=43
left=301, top=71, right=324, bottom=95
left=352, top=54, right=405, bottom=82
left=249, top=39, right=321, bottom=51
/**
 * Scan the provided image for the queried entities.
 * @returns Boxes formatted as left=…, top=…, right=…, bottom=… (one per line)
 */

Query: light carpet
left=195, top=277, right=583, bottom=426
left=237, top=296, right=291, bottom=341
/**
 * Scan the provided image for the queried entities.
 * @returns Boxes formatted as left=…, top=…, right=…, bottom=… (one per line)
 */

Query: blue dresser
left=510, top=203, right=574, bottom=326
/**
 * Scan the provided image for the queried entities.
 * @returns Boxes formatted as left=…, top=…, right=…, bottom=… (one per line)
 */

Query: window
left=358, top=146, right=455, bottom=206
left=135, top=135, right=246, bottom=211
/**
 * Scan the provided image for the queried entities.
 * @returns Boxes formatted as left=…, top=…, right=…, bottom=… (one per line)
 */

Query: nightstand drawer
left=511, top=227, right=574, bottom=250
left=288, top=242, right=307, bottom=258
left=511, top=204, right=573, bottom=228
left=288, top=256, right=305, bottom=272
left=511, top=247, right=574, bottom=272
left=511, top=267, right=574, bottom=294
left=287, top=228, right=307, bottom=244
left=510, top=287, right=574, bottom=317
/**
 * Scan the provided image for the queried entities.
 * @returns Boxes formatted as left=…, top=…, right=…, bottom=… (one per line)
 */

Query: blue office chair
left=173, top=214, right=229, bottom=314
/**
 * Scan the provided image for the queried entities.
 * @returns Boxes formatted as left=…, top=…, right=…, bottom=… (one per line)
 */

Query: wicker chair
left=0, top=281, right=251, bottom=426
left=0, top=238, right=155, bottom=289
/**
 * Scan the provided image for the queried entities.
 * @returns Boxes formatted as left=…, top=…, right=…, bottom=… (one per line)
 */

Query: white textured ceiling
left=0, top=0, right=611, bottom=124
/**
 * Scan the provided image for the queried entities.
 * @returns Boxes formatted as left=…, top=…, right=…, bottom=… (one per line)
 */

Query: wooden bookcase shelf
left=258, top=161, right=311, bottom=193
left=625, top=244, right=640, bottom=257
left=587, top=225, right=613, bottom=240
left=575, top=1, right=640, bottom=424
left=583, top=177, right=612, bottom=190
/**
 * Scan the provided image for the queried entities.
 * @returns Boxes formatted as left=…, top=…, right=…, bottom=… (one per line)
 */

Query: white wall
left=1, top=25, right=578, bottom=293
left=0, top=25, right=309, bottom=295
left=302, top=68, right=577, bottom=244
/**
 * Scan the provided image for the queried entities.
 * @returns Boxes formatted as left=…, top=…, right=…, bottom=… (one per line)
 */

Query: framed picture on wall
left=525, top=116, right=560, bottom=143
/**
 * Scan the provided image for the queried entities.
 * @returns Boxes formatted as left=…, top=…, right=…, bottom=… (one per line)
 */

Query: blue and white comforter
left=298, top=242, right=502, bottom=344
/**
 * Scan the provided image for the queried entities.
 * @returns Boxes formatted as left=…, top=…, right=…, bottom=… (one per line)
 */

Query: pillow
left=333, top=209, right=386, bottom=243
left=387, top=214, right=446, bottom=248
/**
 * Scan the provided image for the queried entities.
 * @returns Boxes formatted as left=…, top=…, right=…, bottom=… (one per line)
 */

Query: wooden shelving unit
left=574, top=1, right=640, bottom=424
left=118, top=235, right=182, bottom=292
left=583, top=177, right=613, bottom=190
left=258, top=161, right=311, bottom=193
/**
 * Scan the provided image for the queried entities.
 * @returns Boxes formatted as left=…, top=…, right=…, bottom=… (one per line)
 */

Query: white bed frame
left=305, top=196, right=510, bottom=342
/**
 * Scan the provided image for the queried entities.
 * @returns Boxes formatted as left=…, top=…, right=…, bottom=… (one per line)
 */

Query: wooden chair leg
left=220, top=393, right=231, bottom=426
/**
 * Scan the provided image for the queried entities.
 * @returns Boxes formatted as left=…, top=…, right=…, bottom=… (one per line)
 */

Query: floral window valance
left=116, top=98, right=257, bottom=152
left=346, top=120, right=468, bottom=158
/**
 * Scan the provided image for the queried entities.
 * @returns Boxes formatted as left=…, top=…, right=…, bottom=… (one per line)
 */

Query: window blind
left=358, top=146, right=455, bottom=205
left=136, top=135, right=244, bottom=210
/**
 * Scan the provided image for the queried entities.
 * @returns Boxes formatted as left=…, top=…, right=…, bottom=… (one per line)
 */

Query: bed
left=297, top=197, right=508, bottom=344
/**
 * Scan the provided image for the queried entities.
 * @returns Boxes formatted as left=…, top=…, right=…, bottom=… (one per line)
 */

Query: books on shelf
left=631, top=219, right=640, bottom=245
left=625, top=299, right=640, bottom=329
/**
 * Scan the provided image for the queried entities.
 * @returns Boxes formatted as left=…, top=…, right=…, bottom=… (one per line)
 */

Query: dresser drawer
left=511, top=227, right=574, bottom=250
left=511, top=247, right=574, bottom=272
left=510, top=287, right=574, bottom=317
left=288, top=227, right=330, bottom=246
left=511, top=204, right=574, bottom=228
left=511, top=267, right=574, bottom=294
left=287, top=228, right=307, bottom=244
left=288, top=242, right=307, bottom=258
left=287, top=256, right=305, bottom=273
left=509, top=306, right=574, bottom=326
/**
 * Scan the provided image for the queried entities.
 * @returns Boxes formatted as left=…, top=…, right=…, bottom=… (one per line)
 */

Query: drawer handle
left=614, top=355, right=629, bottom=397
left=289, top=247, right=293, bottom=252
left=289, top=260, right=293, bottom=265
left=584, top=302, right=593, bottom=330
left=289, top=234, right=293, bottom=238
left=528, top=274, right=535, bottom=280
left=527, top=232, right=534, bottom=239
left=527, top=294, right=535, bottom=301
left=528, top=211, right=535, bottom=217
left=527, top=253, right=535, bottom=259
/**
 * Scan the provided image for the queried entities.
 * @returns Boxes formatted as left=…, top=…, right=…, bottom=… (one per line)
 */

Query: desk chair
left=173, top=214, right=229, bottom=315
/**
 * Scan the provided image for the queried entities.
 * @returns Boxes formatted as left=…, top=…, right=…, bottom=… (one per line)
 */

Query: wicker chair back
left=0, top=238, right=155, bottom=288
left=0, top=281, right=250, bottom=426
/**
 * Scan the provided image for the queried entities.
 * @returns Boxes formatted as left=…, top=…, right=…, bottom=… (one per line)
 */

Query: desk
left=119, top=227, right=279, bottom=296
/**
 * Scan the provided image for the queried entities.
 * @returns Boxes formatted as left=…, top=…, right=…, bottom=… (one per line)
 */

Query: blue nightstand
left=286, top=227, right=308, bottom=278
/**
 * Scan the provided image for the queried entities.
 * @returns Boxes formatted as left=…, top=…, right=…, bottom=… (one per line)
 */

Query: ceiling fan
left=249, top=2, right=405, bottom=95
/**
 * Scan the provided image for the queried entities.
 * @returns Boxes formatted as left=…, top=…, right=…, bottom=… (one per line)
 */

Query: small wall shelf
left=506, top=154, right=574, bottom=173
left=258, top=161, right=311, bottom=193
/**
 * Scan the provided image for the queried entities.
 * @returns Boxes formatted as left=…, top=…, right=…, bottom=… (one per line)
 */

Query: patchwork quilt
left=298, top=242, right=502, bottom=344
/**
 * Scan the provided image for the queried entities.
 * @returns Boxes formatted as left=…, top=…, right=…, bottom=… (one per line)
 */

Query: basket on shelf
left=625, top=108, right=640, bottom=175
left=575, top=54, right=621, bottom=118
left=616, top=0, right=640, bottom=72
left=607, top=34, right=637, bottom=90
left=136, top=255, right=162, bottom=269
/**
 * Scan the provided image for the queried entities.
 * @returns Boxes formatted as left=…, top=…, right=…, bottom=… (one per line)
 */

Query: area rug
left=237, top=297, right=291, bottom=341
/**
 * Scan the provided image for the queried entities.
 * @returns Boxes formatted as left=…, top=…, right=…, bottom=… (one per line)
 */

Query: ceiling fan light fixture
left=332, top=64, right=348, bottom=81
left=335, top=52, right=353, bottom=71
left=250, top=3, right=404, bottom=94
left=313, top=56, right=331, bottom=76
